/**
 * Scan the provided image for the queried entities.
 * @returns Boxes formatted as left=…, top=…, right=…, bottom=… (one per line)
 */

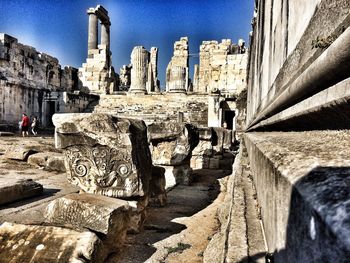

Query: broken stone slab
left=148, top=122, right=199, bottom=166
left=149, top=166, right=167, bottom=207
left=52, top=113, right=152, bottom=198
left=44, top=193, right=130, bottom=236
left=161, top=164, right=193, bottom=189
left=28, top=152, right=66, bottom=172
left=0, top=179, right=43, bottom=205
left=3, top=145, right=37, bottom=161
left=28, top=152, right=51, bottom=167
left=0, top=222, right=102, bottom=263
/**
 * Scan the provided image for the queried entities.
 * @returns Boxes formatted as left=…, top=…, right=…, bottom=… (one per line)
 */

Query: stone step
left=203, top=146, right=266, bottom=262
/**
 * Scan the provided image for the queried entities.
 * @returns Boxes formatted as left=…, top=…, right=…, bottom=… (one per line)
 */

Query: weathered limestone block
left=149, top=166, right=167, bottom=207
left=148, top=122, right=199, bottom=166
left=28, top=152, right=51, bottom=167
left=44, top=193, right=130, bottom=235
left=0, top=222, right=101, bottom=263
left=53, top=113, right=152, bottom=198
left=46, top=155, right=66, bottom=172
left=161, top=164, right=193, bottom=189
left=0, top=179, right=43, bottom=205
left=4, top=146, right=37, bottom=161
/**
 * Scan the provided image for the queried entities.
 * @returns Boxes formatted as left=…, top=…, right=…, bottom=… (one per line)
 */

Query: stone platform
left=244, top=130, right=350, bottom=262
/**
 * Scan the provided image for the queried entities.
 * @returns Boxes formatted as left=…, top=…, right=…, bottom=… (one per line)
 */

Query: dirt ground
left=0, top=135, right=78, bottom=224
left=121, top=169, right=231, bottom=263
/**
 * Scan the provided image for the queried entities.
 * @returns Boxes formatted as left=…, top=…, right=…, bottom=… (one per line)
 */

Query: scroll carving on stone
left=64, top=145, right=139, bottom=197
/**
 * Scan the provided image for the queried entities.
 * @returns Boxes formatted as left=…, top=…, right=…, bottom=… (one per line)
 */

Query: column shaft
left=88, top=13, right=98, bottom=51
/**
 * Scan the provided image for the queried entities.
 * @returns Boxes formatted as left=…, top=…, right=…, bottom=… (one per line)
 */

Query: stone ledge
left=244, top=131, right=350, bottom=262
left=0, top=179, right=43, bottom=205
left=250, top=77, right=350, bottom=131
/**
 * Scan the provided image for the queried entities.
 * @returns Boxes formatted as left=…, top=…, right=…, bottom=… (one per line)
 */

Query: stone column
left=168, top=66, right=187, bottom=93
left=129, top=46, right=149, bottom=94
left=101, top=23, right=110, bottom=49
left=87, top=9, right=98, bottom=54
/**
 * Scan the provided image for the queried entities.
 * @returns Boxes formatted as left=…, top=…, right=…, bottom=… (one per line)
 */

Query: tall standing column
left=101, top=23, right=110, bottom=50
left=129, top=46, right=149, bottom=94
left=87, top=9, right=98, bottom=55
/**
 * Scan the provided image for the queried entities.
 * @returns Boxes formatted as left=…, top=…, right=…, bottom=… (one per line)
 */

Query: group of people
left=21, top=113, right=39, bottom=137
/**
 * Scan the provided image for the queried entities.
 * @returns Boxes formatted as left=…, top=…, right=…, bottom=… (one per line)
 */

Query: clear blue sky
left=0, top=0, right=254, bottom=87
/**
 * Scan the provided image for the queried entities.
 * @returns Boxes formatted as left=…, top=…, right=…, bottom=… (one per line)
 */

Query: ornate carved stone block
left=53, top=113, right=152, bottom=198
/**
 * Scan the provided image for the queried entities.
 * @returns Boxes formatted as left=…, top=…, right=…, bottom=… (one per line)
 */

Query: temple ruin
left=1, top=1, right=350, bottom=262
left=79, top=5, right=118, bottom=94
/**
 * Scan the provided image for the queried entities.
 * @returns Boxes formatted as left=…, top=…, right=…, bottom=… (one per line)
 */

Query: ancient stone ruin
left=1, top=1, right=350, bottom=263
left=79, top=5, right=118, bottom=94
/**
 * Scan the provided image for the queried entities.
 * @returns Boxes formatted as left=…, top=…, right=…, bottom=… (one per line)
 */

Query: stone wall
left=0, top=33, right=98, bottom=127
left=245, top=0, right=350, bottom=261
left=166, top=37, right=189, bottom=92
left=195, top=39, right=248, bottom=95
left=94, top=93, right=209, bottom=127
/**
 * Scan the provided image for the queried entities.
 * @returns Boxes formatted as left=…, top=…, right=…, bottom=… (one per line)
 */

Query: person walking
left=21, top=113, right=30, bottom=137
left=31, top=116, right=38, bottom=136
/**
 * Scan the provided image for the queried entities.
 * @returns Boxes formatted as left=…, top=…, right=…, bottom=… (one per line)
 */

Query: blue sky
left=0, top=0, right=254, bottom=87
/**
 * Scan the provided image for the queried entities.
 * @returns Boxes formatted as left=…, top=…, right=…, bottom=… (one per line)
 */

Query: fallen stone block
left=46, top=155, right=66, bottom=172
left=3, top=146, right=37, bottom=161
left=44, top=193, right=130, bottom=258
left=148, top=122, right=199, bottom=166
left=45, top=193, right=130, bottom=235
left=161, top=164, right=193, bottom=189
left=0, top=179, right=43, bottom=205
left=28, top=152, right=51, bottom=167
left=149, top=166, right=167, bottom=207
left=52, top=113, right=152, bottom=198
left=0, top=222, right=102, bottom=263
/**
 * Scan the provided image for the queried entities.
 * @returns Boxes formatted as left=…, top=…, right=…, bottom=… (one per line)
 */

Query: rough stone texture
left=148, top=122, right=199, bottom=166
left=149, top=165, right=167, bottom=206
left=27, top=152, right=65, bottom=172
left=46, top=155, right=66, bottom=172
left=53, top=113, right=152, bottom=198
left=196, top=39, right=248, bottom=95
left=27, top=152, right=51, bottom=167
left=0, top=33, right=97, bottom=128
left=44, top=193, right=130, bottom=243
left=0, top=222, right=102, bottom=263
left=119, top=64, right=132, bottom=91
left=127, top=197, right=148, bottom=233
left=204, top=144, right=266, bottom=263
left=166, top=37, right=189, bottom=92
left=244, top=131, right=350, bottom=262
left=0, top=179, right=43, bottom=205
left=4, top=145, right=37, bottom=161
left=247, top=0, right=350, bottom=126
left=146, top=47, right=160, bottom=93
left=95, top=93, right=209, bottom=127
left=161, top=164, right=193, bottom=189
